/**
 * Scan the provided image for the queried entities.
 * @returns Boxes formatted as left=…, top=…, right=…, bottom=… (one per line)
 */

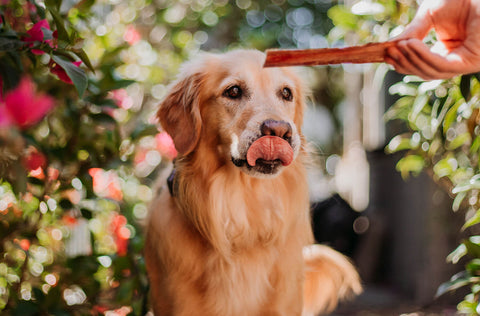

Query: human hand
left=385, top=0, right=480, bottom=80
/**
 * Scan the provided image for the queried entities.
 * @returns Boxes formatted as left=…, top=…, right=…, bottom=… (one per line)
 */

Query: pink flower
left=88, top=168, right=123, bottom=201
left=0, top=106, right=12, bottom=127
left=0, top=77, right=55, bottom=129
left=123, top=25, right=141, bottom=45
left=23, top=19, right=53, bottom=55
left=110, top=89, right=133, bottom=109
left=50, top=61, right=82, bottom=84
left=155, top=132, right=177, bottom=160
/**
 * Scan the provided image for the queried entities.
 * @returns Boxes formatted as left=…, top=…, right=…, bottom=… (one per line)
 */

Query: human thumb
left=393, top=1, right=433, bottom=40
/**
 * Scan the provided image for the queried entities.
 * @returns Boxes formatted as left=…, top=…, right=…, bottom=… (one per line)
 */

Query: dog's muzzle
left=246, top=136, right=293, bottom=167
left=246, top=119, right=293, bottom=167
left=232, top=119, right=295, bottom=175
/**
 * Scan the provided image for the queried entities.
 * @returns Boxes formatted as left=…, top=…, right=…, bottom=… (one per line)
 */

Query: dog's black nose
left=260, top=119, right=292, bottom=140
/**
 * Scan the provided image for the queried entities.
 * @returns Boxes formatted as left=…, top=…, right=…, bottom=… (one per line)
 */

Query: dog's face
left=158, top=50, right=305, bottom=178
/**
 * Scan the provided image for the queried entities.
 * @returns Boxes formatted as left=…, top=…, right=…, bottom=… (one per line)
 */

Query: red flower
left=15, top=239, right=31, bottom=251
left=0, top=106, right=12, bottom=127
left=155, top=132, right=177, bottom=160
left=50, top=61, right=82, bottom=84
left=62, top=214, right=78, bottom=226
left=0, top=77, right=55, bottom=129
left=22, top=146, right=47, bottom=171
left=23, top=19, right=53, bottom=55
left=110, top=214, right=130, bottom=256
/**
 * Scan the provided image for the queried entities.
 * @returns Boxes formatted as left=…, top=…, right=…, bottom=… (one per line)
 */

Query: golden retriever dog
left=145, top=49, right=362, bottom=316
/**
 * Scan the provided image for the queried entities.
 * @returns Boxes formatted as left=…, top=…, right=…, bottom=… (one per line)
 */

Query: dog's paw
left=302, top=244, right=362, bottom=316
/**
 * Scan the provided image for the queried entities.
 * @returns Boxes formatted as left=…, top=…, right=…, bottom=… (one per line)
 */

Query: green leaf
left=462, top=210, right=480, bottom=228
left=447, top=243, right=467, bottom=264
left=90, top=113, right=116, bottom=124
left=395, top=155, right=425, bottom=179
left=44, top=0, right=61, bottom=11
left=98, top=67, right=135, bottom=91
left=458, top=299, right=478, bottom=314
left=410, top=94, right=429, bottom=120
left=13, top=300, right=39, bottom=316
left=447, top=132, right=471, bottom=150
left=47, top=8, right=70, bottom=42
left=52, top=55, right=88, bottom=97
left=385, top=134, right=416, bottom=153
left=74, top=48, right=95, bottom=73
left=436, top=271, right=473, bottom=298
left=433, top=158, right=457, bottom=178
left=384, top=96, right=416, bottom=122
left=464, top=211, right=480, bottom=230
left=453, top=191, right=467, bottom=212
left=473, top=72, right=480, bottom=83
left=388, top=81, right=418, bottom=96
left=466, top=258, right=480, bottom=274
left=74, top=0, right=96, bottom=12
left=460, top=74, right=472, bottom=101
left=0, top=37, right=25, bottom=51
left=327, top=5, right=358, bottom=30
left=0, top=59, right=21, bottom=91
left=453, top=175, right=480, bottom=194
left=464, top=236, right=480, bottom=256
left=131, top=124, right=159, bottom=140
left=444, top=99, right=464, bottom=133
left=471, top=136, right=480, bottom=154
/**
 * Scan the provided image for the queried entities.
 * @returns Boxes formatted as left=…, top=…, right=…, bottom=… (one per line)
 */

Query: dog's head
left=158, top=49, right=306, bottom=178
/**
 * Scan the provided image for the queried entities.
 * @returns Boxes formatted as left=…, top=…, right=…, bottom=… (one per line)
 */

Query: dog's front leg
left=259, top=240, right=305, bottom=316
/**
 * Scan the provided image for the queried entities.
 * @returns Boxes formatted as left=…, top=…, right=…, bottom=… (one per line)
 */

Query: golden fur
left=145, top=49, right=362, bottom=316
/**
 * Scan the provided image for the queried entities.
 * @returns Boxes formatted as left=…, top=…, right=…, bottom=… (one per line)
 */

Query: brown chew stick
left=263, top=41, right=398, bottom=67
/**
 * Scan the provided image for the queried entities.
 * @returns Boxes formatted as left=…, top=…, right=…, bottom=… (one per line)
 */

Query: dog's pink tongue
left=246, top=136, right=294, bottom=167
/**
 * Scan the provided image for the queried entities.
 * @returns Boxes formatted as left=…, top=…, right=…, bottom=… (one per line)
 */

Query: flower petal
left=4, top=77, right=55, bottom=129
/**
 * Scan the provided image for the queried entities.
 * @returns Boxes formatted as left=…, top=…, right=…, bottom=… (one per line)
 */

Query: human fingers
left=401, top=39, right=480, bottom=78
left=385, top=40, right=459, bottom=80
left=392, top=0, right=435, bottom=41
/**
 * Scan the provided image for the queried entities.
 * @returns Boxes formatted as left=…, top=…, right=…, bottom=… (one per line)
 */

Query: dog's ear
left=157, top=72, right=203, bottom=156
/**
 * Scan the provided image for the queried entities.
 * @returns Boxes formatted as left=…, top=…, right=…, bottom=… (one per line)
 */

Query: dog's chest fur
left=148, top=160, right=310, bottom=315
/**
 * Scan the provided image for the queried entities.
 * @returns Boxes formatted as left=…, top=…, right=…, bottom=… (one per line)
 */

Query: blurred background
left=1, top=0, right=479, bottom=315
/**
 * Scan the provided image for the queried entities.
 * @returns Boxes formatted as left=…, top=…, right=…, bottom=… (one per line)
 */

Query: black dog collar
left=167, top=168, right=177, bottom=197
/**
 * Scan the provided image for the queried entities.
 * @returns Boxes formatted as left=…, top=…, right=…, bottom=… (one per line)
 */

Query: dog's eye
left=223, top=85, right=242, bottom=99
left=281, top=87, right=293, bottom=101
